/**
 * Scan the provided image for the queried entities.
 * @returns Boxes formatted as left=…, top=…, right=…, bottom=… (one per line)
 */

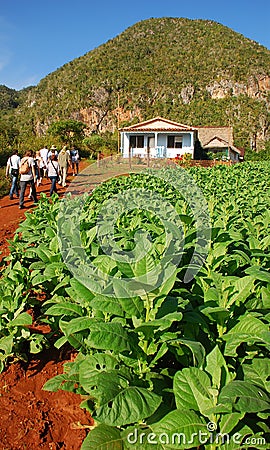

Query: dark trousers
left=49, top=176, right=58, bottom=196
left=19, top=179, right=37, bottom=207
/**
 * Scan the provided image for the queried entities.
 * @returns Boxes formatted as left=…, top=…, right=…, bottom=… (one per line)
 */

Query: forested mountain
left=1, top=17, right=270, bottom=151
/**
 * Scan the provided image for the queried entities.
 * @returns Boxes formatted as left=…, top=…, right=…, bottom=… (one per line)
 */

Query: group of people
left=6, top=145, right=80, bottom=209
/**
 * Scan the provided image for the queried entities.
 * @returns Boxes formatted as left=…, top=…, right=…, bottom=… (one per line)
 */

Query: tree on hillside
left=0, top=116, right=19, bottom=148
left=47, top=119, right=86, bottom=145
left=83, top=132, right=118, bottom=158
left=89, top=85, right=113, bottom=132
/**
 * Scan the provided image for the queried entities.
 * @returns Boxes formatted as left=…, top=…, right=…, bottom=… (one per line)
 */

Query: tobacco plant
left=0, top=162, right=269, bottom=449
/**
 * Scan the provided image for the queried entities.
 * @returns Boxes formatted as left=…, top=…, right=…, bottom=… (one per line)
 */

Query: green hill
left=1, top=17, right=270, bottom=152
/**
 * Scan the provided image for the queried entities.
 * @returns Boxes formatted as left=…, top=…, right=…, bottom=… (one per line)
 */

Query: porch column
left=120, top=132, right=124, bottom=156
left=190, top=132, right=194, bottom=158
left=155, top=132, right=158, bottom=148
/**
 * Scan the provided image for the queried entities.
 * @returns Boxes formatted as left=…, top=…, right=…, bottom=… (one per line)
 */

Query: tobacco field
left=0, top=161, right=269, bottom=449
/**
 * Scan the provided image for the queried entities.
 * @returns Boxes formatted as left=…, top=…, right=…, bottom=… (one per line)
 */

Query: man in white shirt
left=6, top=150, right=21, bottom=199
left=19, top=151, right=38, bottom=209
left=39, top=146, right=49, bottom=177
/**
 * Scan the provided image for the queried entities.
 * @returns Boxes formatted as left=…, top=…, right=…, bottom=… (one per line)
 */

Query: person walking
left=32, top=150, right=43, bottom=186
left=19, top=151, right=38, bottom=209
left=58, top=146, right=71, bottom=187
left=39, top=145, right=49, bottom=178
left=47, top=153, right=60, bottom=196
left=6, top=149, right=20, bottom=200
left=48, top=145, right=58, bottom=159
left=70, top=147, right=80, bottom=176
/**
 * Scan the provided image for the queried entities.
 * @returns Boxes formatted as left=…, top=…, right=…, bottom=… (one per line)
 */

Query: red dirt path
left=0, top=174, right=72, bottom=261
left=0, top=168, right=94, bottom=450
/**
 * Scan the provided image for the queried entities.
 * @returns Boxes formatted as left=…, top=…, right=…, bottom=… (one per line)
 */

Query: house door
left=148, top=136, right=155, bottom=149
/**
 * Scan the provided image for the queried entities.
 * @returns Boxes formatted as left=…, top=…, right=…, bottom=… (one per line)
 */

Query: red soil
left=0, top=175, right=71, bottom=260
left=0, top=167, right=94, bottom=449
left=0, top=351, right=93, bottom=450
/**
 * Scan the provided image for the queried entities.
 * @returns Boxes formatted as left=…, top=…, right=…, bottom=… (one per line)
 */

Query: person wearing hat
left=47, top=153, right=60, bottom=196
left=48, top=145, right=58, bottom=159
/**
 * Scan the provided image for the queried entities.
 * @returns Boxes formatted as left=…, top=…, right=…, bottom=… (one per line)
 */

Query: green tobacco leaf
left=113, top=279, right=144, bottom=318
left=85, top=225, right=97, bottom=245
left=79, top=353, right=121, bottom=394
left=49, top=236, right=59, bottom=253
left=245, top=266, right=270, bottom=283
left=133, top=253, right=157, bottom=278
left=205, top=345, right=231, bottom=390
left=150, top=409, right=208, bottom=449
left=43, top=262, right=66, bottom=278
left=219, top=412, right=245, bottom=434
left=154, top=269, right=178, bottom=300
left=0, top=335, right=13, bottom=354
left=90, top=294, right=124, bottom=317
left=135, top=312, right=182, bottom=337
left=45, top=226, right=56, bottom=238
left=204, top=287, right=219, bottom=302
left=86, top=322, right=131, bottom=352
left=96, top=386, right=162, bottom=426
left=9, top=312, right=32, bottom=327
left=199, top=306, right=230, bottom=325
left=54, top=336, right=68, bottom=349
left=43, top=374, right=68, bottom=392
left=31, top=273, right=48, bottom=286
left=67, top=278, right=95, bottom=304
left=82, top=371, right=122, bottom=405
left=81, top=424, right=123, bottom=450
left=51, top=276, right=71, bottom=295
left=242, top=358, right=270, bottom=391
left=261, top=287, right=270, bottom=309
left=116, top=261, right=136, bottom=278
left=174, top=367, right=215, bottom=416
left=29, top=335, right=45, bottom=354
left=219, top=380, right=270, bottom=412
left=34, top=244, right=56, bottom=262
left=174, top=339, right=205, bottom=367
left=92, top=255, right=117, bottom=275
left=45, top=302, right=84, bottom=317
left=222, top=314, right=270, bottom=356
left=29, top=261, right=46, bottom=270
left=60, top=317, right=95, bottom=335
left=211, top=241, right=229, bottom=259
left=226, top=276, right=254, bottom=308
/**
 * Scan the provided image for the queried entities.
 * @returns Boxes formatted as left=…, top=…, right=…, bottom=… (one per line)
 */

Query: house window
left=130, top=135, right=144, bottom=148
left=167, top=136, right=183, bottom=148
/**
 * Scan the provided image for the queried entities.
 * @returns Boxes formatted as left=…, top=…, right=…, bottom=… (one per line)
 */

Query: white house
left=120, top=117, right=196, bottom=159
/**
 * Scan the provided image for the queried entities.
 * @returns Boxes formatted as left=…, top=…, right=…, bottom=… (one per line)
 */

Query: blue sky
left=1, top=0, right=269, bottom=90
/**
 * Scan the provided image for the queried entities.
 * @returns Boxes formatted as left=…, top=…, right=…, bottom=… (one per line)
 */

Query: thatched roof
left=196, top=126, right=233, bottom=147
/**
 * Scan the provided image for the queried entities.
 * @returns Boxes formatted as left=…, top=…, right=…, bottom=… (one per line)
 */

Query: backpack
left=19, top=158, right=30, bottom=175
